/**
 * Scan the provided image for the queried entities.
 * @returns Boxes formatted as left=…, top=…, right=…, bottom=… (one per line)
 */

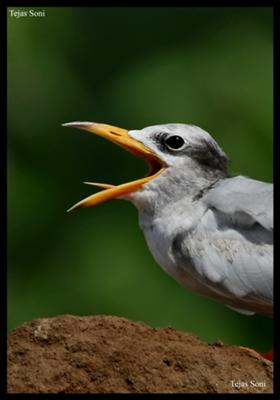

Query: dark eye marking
left=155, top=132, right=228, bottom=172
left=189, top=138, right=228, bottom=171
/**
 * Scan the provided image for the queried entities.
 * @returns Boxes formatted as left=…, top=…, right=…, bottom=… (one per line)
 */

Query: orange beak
left=63, top=122, right=166, bottom=212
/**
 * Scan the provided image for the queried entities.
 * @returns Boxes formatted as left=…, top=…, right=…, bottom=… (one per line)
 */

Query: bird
left=63, top=121, right=273, bottom=360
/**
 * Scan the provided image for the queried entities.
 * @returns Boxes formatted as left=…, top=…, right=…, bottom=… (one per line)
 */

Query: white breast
left=138, top=200, right=207, bottom=291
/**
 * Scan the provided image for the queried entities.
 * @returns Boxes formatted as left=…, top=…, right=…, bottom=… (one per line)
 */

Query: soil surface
left=8, top=315, right=273, bottom=393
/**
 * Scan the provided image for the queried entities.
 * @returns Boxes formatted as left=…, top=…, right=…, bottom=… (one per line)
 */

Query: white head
left=129, top=123, right=228, bottom=171
left=125, top=124, right=228, bottom=211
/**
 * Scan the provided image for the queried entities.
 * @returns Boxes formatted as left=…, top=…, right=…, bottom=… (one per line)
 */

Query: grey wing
left=178, top=176, right=273, bottom=317
left=204, top=176, right=273, bottom=231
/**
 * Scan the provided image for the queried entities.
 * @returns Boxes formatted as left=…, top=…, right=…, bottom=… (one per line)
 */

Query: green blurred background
left=8, top=7, right=273, bottom=351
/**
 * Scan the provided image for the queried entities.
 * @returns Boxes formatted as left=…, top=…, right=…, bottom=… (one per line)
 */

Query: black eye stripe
left=165, top=135, right=185, bottom=150
left=155, top=133, right=227, bottom=172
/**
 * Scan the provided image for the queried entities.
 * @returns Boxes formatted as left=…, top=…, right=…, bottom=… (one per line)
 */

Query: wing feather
left=203, top=176, right=273, bottom=231
left=176, top=176, right=273, bottom=316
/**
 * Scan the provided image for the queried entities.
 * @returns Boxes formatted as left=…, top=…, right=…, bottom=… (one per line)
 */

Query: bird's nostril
left=110, top=131, right=122, bottom=137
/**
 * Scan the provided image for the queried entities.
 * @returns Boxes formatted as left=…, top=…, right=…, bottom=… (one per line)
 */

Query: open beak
left=63, top=122, right=166, bottom=212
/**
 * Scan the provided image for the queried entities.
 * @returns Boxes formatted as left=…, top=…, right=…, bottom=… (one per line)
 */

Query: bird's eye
left=165, top=135, right=185, bottom=150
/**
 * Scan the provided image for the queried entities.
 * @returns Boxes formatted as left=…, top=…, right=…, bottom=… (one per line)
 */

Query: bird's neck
left=127, top=165, right=226, bottom=218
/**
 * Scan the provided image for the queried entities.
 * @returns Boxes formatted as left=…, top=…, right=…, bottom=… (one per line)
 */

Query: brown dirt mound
left=8, top=315, right=273, bottom=393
